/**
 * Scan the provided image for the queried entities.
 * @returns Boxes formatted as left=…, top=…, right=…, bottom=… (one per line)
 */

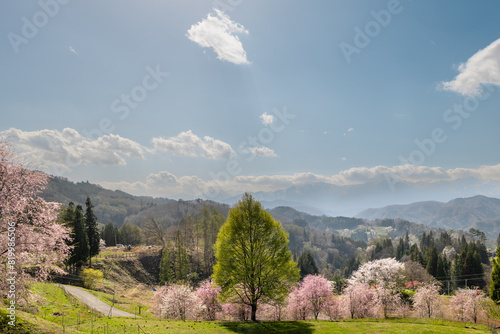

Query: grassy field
left=1, top=309, right=492, bottom=334
left=0, top=247, right=496, bottom=334
left=0, top=283, right=493, bottom=334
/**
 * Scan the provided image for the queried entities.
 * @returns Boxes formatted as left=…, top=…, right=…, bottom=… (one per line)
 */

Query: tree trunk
left=251, top=303, right=257, bottom=321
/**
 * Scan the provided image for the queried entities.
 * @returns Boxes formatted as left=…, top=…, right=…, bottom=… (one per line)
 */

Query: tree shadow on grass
left=220, top=321, right=315, bottom=334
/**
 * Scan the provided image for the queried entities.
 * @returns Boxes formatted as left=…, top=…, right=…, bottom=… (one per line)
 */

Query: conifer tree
left=297, top=249, right=319, bottom=279
left=85, top=197, right=100, bottom=267
left=67, top=205, right=89, bottom=269
left=491, top=245, right=500, bottom=303
left=159, top=244, right=173, bottom=285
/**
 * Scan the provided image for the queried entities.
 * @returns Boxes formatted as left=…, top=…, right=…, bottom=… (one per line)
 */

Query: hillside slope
left=357, top=195, right=500, bottom=236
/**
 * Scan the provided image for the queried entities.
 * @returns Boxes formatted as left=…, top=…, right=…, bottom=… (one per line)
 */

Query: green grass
left=1, top=283, right=493, bottom=334
left=2, top=313, right=491, bottom=334
left=85, top=287, right=152, bottom=317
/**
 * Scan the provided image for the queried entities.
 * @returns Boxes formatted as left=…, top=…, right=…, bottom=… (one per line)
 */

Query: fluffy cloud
left=260, top=112, right=275, bottom=125
left=98, top=163, right=500, bottom=199
left=442, top=37, right=500, bottom=96
left=152, top=130, right=235, bottom=160
left=187, top=9, right=250, bottom=65
left=248, top=147, right=277, bottom=158
left=0, top=127, right=146, bottom=172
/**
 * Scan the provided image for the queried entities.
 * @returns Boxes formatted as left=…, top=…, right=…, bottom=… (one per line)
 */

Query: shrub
left=80, top=269, right=103, bottom=290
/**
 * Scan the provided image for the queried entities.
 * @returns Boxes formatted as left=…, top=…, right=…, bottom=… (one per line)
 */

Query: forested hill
left=268, top=206, right=434, bottom=242
left=41, top=176, right=172, bottom=226
left=356, top=195, right=500, bottom=238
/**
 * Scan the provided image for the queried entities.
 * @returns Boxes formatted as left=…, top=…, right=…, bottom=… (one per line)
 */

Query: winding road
left=59, top=284, right=138, bottom=317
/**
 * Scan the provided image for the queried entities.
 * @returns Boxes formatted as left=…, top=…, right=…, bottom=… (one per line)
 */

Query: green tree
left=159, top=244, right=173, bottom=285
left=491, top=245, right=500, bottom=303
left=102, top=223, right=117, bottom=246
left=85, top=197, right=100, bottom=267
left=119, top=223, right=143, bottom=245
left=297, top=249, right=318, bottom=279
left=213, top=193, right=299, bottom=321
left=67, top=205, right=89, bottom=269
left=174, top=229, right=189, bottom=282
left=425, top=246, right=438, bottom=277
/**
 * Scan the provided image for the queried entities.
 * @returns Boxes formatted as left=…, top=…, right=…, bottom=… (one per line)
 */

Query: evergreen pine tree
left=69, top=205, right=90, bottom=269
left=491, top=245, right=500, bottom=303
left=85, top=197, right=100, bottom=267
left=425, top=246, right=438, bottom=277
left=297, top=250, right=318, bottom=278
left=159, top=244, right=173, bottom=285
left=174, top=230, right=189, bottom=282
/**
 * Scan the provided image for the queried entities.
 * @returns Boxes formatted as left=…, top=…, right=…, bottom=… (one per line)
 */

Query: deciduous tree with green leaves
left=213, top=193, right=299, bottom=321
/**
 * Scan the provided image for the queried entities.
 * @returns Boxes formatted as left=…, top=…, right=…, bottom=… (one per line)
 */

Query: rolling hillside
left=357, top=195, right=500, bottom=237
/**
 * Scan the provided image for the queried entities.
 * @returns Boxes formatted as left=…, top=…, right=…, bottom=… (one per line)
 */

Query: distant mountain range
left=356, top=195, right=500, bottom=238
left=40, top=176, right=500, bottom=239
left=222, top=177, right=500, bottom=218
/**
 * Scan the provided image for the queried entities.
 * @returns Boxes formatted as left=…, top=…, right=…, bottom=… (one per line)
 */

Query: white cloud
left=99, top=163, right=500, bottom=199
left=260, top=112, right=275, bottom=125
left=152, top=130, right=235, bottom=160
left=441, top=38, right=500, bottom=96
left=248, top=146, right=278, bottom=158
left=344, top=127, right=354, bottom=136
left=187, top=9, right=250, bottom=65
left=0, top=128, right=146, bottom=172
left=68, top=46, right=78, bottom=55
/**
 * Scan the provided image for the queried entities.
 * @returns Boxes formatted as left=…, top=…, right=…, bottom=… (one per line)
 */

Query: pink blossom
left=450, top=288, right=486, bottom=323
left=153, top=283, right=203, bottom=320
left=196, top=279, right=222, bottom=321
left=0, top=143, right=70, bottom=301
left=412, top=284, right=441, bottom=318
left=342, top=283, right=375, bottom=319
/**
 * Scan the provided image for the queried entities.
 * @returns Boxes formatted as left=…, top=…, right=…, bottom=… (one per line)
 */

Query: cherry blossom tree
left=348, top=258, right=406, bottom=288
left=450, top=288, right=486, bottom=323
left=301, top=274, right=334, bottom=320
left=220, top=301, right=251, bottom=321
left=341, top=283, right=375, bottom=319
left=261, top=299, right=287, bottom=321
left=347, top=258, right=405, bottom=318
left=196, top=279, right=221, bottom=321
left=324, top=295, right=342, bottom=320
left=374, top=286, right=401, bottom=318
left=0, top=142, right=70, bottom=300
left=286, top=274, right=333, bottom=320
left=287, top=284, right=310, bottom=320
left=154, top=283, right=203, bottom=320
left=412, top=284, right=441, bottom=318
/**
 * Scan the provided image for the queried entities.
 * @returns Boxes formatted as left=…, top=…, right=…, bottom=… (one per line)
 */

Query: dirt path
left=59, top=284, right=138, bottom=317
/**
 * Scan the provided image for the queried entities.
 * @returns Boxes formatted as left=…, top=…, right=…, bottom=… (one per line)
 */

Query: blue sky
left=2, top=0, right=500, bottom=207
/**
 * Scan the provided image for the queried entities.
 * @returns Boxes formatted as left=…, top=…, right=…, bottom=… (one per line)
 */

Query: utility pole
left=108, top=281, right=115, bottom=317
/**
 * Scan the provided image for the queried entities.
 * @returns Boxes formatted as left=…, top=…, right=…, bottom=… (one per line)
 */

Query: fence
left=104, top=249, right=159, bottom=260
